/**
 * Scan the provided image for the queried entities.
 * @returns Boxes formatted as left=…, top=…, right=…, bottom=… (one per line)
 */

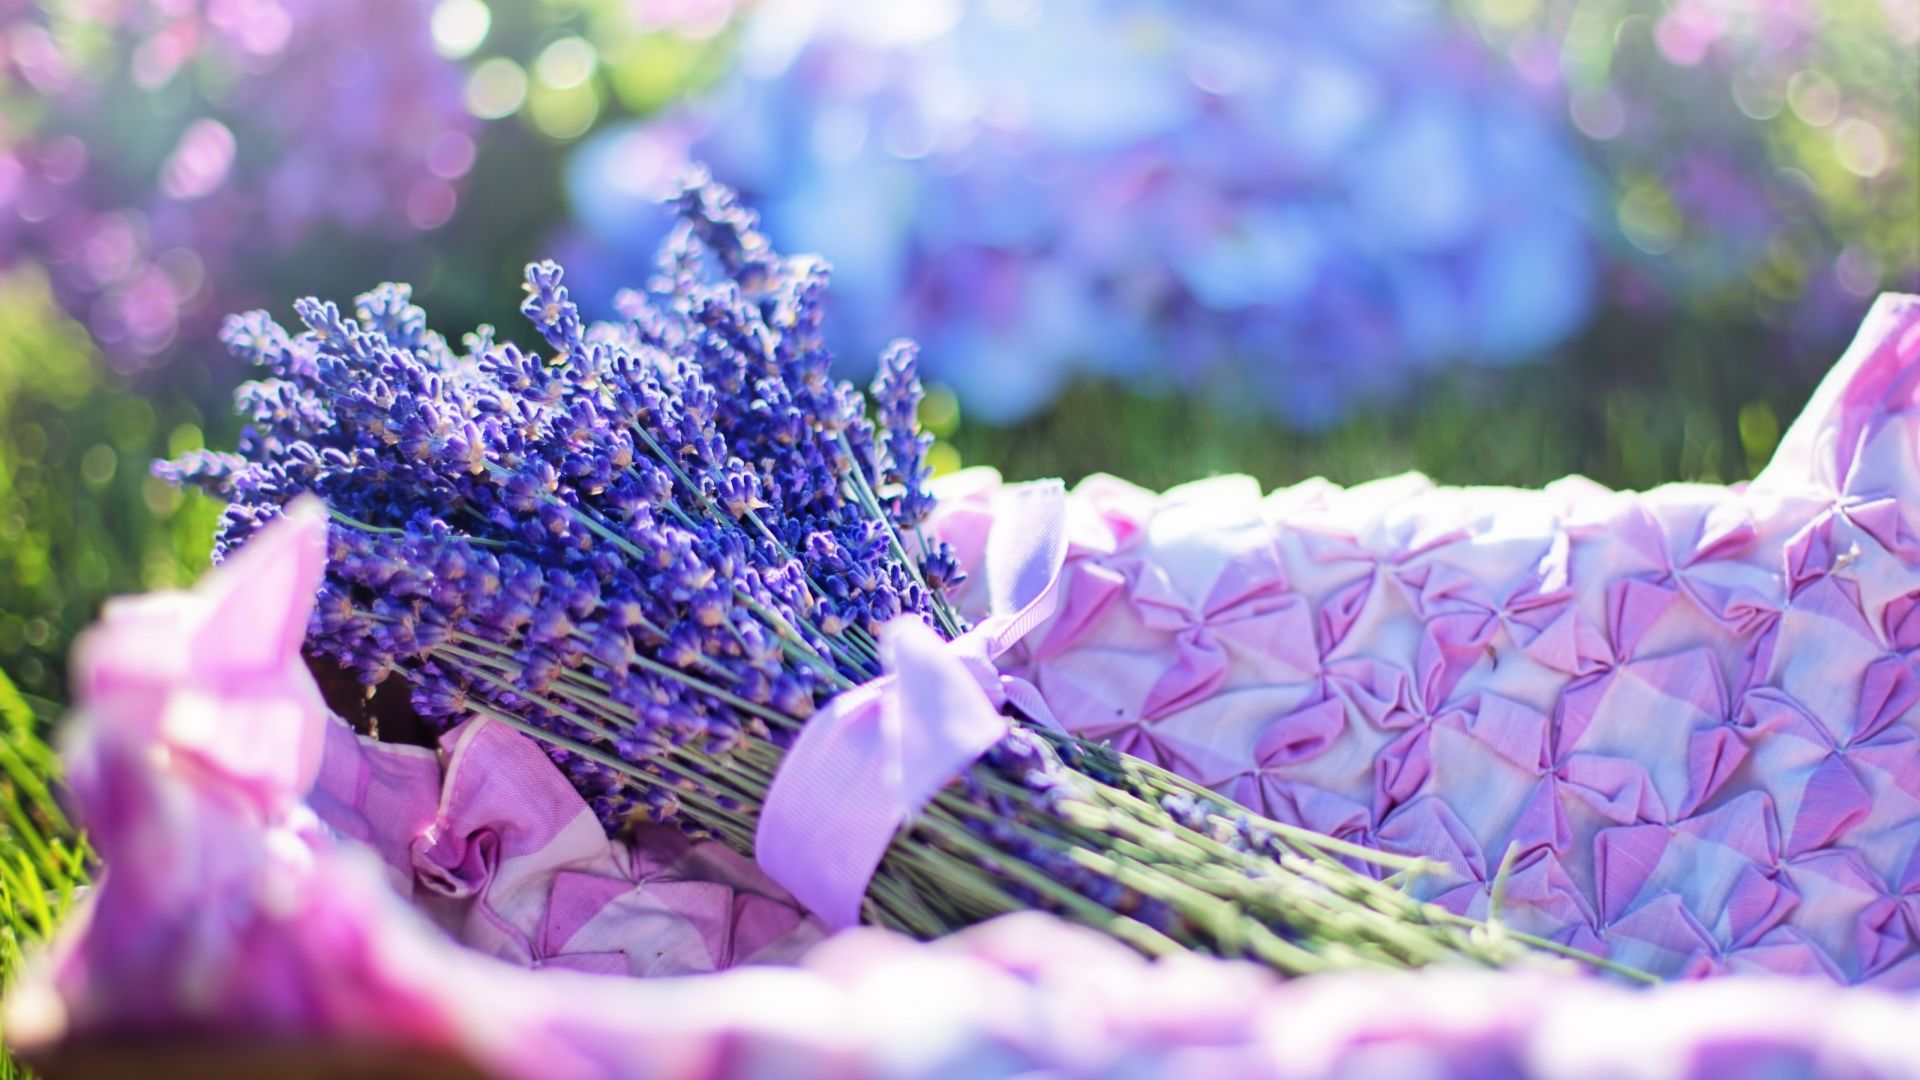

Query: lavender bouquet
left=160, top=176, right=1627, bottom=978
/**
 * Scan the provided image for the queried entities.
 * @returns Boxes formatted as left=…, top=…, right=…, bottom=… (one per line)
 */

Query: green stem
left=916, top=803, right=1187, bottom=960
left=836, top=431, right=961, bottom=638
left=432, top=627, right=796, bottom=732
left=329, top=508, right=512, bottom=549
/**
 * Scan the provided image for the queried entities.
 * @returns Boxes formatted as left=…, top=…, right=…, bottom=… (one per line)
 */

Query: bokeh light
left=433, top=0, right=494, bottom=58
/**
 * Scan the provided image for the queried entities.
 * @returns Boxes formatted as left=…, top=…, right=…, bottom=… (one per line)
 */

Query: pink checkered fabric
left=938, top=293, right=1920, bottom=985
left=312, top=715, right=822, bottom=976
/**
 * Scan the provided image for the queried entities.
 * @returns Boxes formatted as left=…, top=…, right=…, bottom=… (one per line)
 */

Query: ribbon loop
left=754, top=480, right=1068, bottom=928
left=960, top=479, right=1069, bottom=658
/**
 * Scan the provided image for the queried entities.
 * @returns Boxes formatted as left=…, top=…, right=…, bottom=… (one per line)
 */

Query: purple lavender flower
left=169, top=173, right=969, bottom=815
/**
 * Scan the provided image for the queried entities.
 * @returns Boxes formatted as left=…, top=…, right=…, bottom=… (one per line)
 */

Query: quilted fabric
left=312, top=713, right=822, bottom=977
left=936, top=293, right=1920, bottom=984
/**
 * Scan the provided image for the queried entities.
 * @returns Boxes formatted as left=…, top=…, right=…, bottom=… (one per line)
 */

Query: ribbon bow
left=756, top=480, right=1069, bottom=928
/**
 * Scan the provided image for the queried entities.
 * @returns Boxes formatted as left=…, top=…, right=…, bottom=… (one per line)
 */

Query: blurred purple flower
left=558, top=0, right=1599, bottom=425
left=0, top=0, right=476, bottom=372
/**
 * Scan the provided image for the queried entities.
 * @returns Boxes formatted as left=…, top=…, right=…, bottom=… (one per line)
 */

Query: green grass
left=944, top=306, right=1808, bottom=496
left=0, top=668, right=86, bottom=1080
left=0, top=271, right=221, bottom=703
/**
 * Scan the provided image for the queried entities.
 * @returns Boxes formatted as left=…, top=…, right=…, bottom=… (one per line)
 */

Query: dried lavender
left=162, top=175, right=1639, bottom=979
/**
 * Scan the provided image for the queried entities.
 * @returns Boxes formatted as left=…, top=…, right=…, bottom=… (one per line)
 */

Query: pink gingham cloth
left=312, top=713, right=821, bottom=977
left=939, top=292, right=1920, bottom=985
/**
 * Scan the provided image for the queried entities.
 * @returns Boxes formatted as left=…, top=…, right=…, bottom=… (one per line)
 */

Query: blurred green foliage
left=1459, top=0, right=1918, bottom=332
left=0, top=667, right=84, bottom=1080
left=947, top=309, right=1795, bottom=494
left=0, top=272, right=220, bottom=703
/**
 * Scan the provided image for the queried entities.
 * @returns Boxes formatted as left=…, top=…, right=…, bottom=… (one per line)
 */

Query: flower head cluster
left=164, top=172, right=967, bottom=830
left=0, top=0, right=476, bottom=369
left=556, top=0, right=1597, bottom=425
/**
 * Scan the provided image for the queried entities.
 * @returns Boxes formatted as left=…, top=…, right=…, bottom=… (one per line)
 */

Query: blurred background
left=0, top=0, right=1914, bottom=706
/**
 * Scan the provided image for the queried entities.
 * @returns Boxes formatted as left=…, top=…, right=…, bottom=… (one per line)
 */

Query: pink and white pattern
left=944, top=292, right=1920, bottom=984
left=314, top=715, right=822, bottom=978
